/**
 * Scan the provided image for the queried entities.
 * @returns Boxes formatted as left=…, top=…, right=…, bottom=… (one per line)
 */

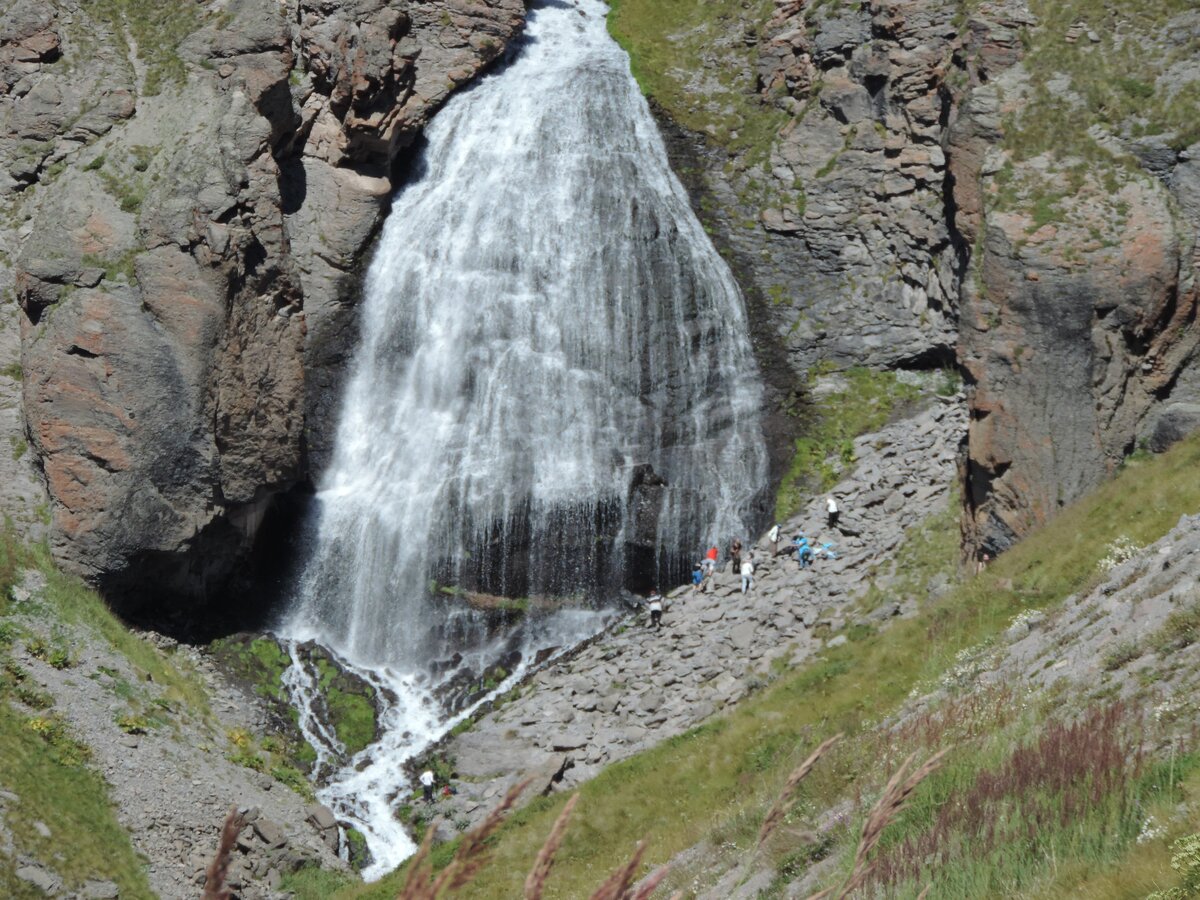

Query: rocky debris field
left=1, top=572, right=347, bottom=899
left=428, top=395, right=966, bottom=831
left=975, top=513, right=1200, bottom=719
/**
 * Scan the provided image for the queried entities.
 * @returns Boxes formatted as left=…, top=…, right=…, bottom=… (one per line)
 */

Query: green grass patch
left=607, top=0, right=787, bottom=166
left=85, top=0, right=207, bottom=96
left=0, top=702, right=153, bottom=898
left=313, top=654, right=377, bottom=755
left=1001, top=0, right=1200, bottom=163
left=774, top=366, right=923, bottom=521
left=209, top=635, right=291, bottom=703
left=308, top=431, right=1200, bottom=898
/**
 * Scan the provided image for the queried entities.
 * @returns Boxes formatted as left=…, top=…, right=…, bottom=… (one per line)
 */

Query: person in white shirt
left=740, top=556, right=755, bottom=593
left=647, top=590, right=664, bottom=629
left=420, top=768, right=435, bottom=803
left=768, top=523, right=781, bottom=556
left=826, top=495, right=840, bottom=528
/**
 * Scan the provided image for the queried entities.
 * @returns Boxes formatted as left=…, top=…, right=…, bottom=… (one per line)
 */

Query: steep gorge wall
left=3, top=0, right=1198, bottom=608
left=0, top=0, right=526, bottom=608
left=618, top=0, right=1200, bottom=557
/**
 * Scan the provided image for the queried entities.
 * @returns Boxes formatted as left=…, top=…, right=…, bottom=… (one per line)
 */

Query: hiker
left=420, top=768, right=435, bottom=803
left=701, top=546, right=718, bottom=579
left=647, top=590, right=664, bottom=629
left=740, top=555, right=755, bottom=593
left=826, top=495, right=840, bottom=529
left=768, top=523, right=781, bottom=556
left=794, top=533, right=813, bottom=569
left=730, top=538, right=743, bottom=573
left=976, top=552, right=991, bottom=575
left=691, top=563, right=704, bottom=593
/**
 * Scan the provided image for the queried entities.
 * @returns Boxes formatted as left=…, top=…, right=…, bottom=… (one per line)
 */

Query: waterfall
left=278, top=0, right=768, bottom=877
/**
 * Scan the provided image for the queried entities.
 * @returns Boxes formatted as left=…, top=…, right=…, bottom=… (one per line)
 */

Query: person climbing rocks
left=691, top=563, right=704, bottom=593
left=702, top=546, right=718, bottom=580
left=647, top=590, right=664, bottom=629
left=740, top=555, right=755, bottom=593
left=826, top=495, right=840, bottom=529
left=420, top=768, right=435, bottom=803
left=730, top=538, right=743, bottom=573
left=794, top=533, right=813, bottom=569
left=768, top=523, right=781, bottom=556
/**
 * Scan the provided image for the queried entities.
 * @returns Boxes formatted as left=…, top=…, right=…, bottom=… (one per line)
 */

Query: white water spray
left=278, top=0, right=768, bottom=878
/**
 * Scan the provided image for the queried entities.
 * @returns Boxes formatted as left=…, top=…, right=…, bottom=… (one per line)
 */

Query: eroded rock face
left=957, top=165, right=1197, bottom=551
left=945, top=31, right=1200, bottom=553
left=656, top=0, right=1199, bottom=556
left=1, top=0, right=526, bottom=608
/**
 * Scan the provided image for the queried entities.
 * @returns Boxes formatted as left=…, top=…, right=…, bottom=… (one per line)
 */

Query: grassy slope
left=0, top=534, right=213, bottom=898
left=304, top=433, right=1200, bottom=898
left=1005, top=0, right=1200, bottom=161
left=607, top=0, right=785, bottom=164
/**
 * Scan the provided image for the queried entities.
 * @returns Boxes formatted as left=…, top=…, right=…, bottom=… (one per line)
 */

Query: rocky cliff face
left=624, top=0, right=1200, bottom=557
left=3, top=0, right=1199, bottom=605
left=0, top=0, right=525, bottom=608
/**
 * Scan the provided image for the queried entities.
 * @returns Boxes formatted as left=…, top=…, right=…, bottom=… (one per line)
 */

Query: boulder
left=1146, top=403, right=1200, bottom=453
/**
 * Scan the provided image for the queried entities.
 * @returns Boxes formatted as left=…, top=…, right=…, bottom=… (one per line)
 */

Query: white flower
left=1137, top=815, right=1167, bottom=844
left=1098, top=535, right=1141, bottom=572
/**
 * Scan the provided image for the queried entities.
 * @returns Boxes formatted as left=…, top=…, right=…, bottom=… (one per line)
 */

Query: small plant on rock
left=1098, top=535, right=1140, bottom=572
left=1103, top=639, right=1142, bottom=671
left=1152, top=603, right=1200, bottom=655
left=116, top=714, right=150, bottom=735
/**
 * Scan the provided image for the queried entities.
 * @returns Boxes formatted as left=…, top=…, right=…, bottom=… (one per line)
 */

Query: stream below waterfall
left=276, top=0, right=768, bottom=879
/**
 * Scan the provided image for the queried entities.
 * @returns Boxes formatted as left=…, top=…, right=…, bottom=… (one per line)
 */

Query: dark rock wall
left=1, top=0, right=526, bottom=608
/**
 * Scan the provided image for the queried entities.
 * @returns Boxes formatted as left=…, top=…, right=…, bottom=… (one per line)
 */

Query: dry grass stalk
left=397, top=822, right=437, bottom=900
left=589, top=842, right=675, bottom=900
left=398, top=777, right=533, bottom=899
left=627, top=866, right=674, bottom=900
left=757, top=733, right=843, bottom=848
left=803, top=749, right=946, bottom=900
left=201, top=806, right=246, bottom=900
left=524, top=792, right=580, bottom=899
left=588, top=840, right=647, bottom=900
left=916, top=886, right=931, bottom=899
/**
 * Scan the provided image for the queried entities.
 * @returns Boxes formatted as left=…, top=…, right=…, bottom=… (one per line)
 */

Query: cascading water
left=278, top=0, right=769, bottom=878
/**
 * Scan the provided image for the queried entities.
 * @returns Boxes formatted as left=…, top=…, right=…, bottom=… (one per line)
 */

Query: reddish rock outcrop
left=1, top=0, right=526, bottom=607
left=957, top=169, right=1198, bottom=551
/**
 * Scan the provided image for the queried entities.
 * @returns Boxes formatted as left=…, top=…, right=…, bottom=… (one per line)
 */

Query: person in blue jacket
left=794, top=533, right=813, bottom=569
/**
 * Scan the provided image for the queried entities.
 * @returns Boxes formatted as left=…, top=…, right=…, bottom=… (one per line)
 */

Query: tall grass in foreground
left=869, top=703, right=1188, bottom=898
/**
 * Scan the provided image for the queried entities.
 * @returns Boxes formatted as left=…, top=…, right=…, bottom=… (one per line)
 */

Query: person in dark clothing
left=730, top=538, right=743, bottom=573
